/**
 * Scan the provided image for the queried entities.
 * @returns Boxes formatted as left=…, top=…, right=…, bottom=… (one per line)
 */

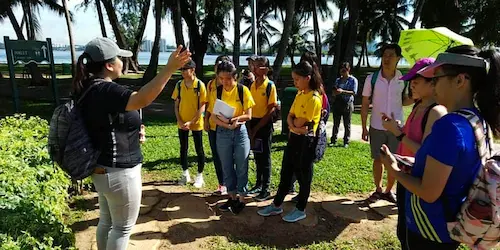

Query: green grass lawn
left=141, top=115, right=374, bottom=195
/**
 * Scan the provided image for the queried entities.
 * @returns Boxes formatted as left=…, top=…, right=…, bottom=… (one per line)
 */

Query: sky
left=0, top=1, right=339, bottom=47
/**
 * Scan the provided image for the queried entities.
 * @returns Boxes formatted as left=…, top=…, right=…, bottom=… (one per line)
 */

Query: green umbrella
left=398, top=27, right=474, bottom=65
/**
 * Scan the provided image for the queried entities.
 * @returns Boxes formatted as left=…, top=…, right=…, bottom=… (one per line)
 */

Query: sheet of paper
left=213, top=99, right=235, bottom=119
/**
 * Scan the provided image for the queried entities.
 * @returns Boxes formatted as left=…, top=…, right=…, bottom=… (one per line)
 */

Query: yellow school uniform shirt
left=206, top=79, right=219, bottom=131
left=171, top=78, right=207, bottom=131
left=208, top=84, right=255, bottom=119
left=250, top=78, right=278, bottom=118
left=290, top=90, right=322, bottom=134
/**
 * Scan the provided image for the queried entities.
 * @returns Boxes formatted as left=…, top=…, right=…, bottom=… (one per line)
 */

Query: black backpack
left=412, top=101, right=438, bottom=133
left=48, top=83, right=100, bottom=180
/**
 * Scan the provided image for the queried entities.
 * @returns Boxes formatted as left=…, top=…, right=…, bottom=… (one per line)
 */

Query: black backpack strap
left=266, top=80, right=273, bottom=100
left=421, top=103, right=438, bottom=133
left=176, top=80, right=182, bottom=101
left=77, top=82, right=100, bottom=105
left=216, top=85, right=223, bottom=100
left=237, top=84, right=244, bottom=107
left=195, top=80, right=203, bottom=110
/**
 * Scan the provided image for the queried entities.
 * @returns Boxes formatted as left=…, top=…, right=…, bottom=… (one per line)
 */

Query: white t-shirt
left=362, top=70, right=406, bottom=131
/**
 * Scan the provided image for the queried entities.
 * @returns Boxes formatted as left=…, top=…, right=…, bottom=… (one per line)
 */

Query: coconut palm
left=272, top=14, right=314, bottom=66
left=370, top=0, right=410, bottom=43
left=241, top=8, right=280, bottom=54
left=79, top=0, right=107, bottom=37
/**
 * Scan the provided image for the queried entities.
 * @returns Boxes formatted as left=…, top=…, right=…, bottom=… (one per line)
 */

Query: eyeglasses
left=431, top=73, right=469, bottom=85
left=180, top=68, right=190, bottom=71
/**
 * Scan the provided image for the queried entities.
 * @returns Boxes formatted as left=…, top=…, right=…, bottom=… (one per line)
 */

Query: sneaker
left=291, top=194, right=299, bottom=203
left=249, top=151, right=254, bottom=160
left=178, top=170, right=191, bottom=185
left=247, top=186, right=262, bottom=195
left=230, top=200, right=246, bottom=215
left=257, top=204, right=283, bottom=217
left=282, top=208, right=307, bottom=223
left=330, top=137, right=337, bottom=146
left=344, top=144, right=349, bottom=148
left=254, top=191, right=271, bottom=202
left=381, top=192, right=397, bottom=203
left=367, top=191, right=383, bottom=202
left=220, top=185, right=228, bottom=196
left=193, top=173, right=204, bottom=188
left=219, top=199, right=234, bottom=212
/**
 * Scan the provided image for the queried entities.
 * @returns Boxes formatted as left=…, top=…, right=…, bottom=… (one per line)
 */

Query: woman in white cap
left=73, top=37, right=190, bottom=250
left=381, top=45, right=500, bottom=249
left=380, top=57, right=447, bottom=249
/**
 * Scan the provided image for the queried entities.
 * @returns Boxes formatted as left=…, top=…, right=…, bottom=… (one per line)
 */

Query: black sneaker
left=254, top=191, right=271, bottom=202
left=230, top=200, right=246, bottom=214
left=367, top=191, right=383, bottom=202
left=381, top=192, right=397, bottom=203
left=247, top=186, right=262, bottom=195
left=219, top=199, right=234, bottom=212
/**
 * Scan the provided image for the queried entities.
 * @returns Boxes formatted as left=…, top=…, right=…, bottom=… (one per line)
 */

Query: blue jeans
left=216, top=125, right=250, bottom=196
left=208, top=129, right=224, bottom=185
left=91, top=164, right=142, bottom=250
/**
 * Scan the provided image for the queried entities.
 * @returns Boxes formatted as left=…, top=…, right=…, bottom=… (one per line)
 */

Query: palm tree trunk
left=172, top=0, right=185, bottom=46
left=365, top=41, right=370, bottom=68
left=131, top=0, right=151, bottom=72
left=21, top=1, right=34, bottom=40
left=272, top=0, right=297, bottom=87
left=344, top=0, right=360, bottom=66
left=233, top=0, right=241, bottom=67
left=143, top=0, right=162, bottom=83
left=356, top=40, right=364, bottom=69
left=95, top=0, right=107, bottom=37
left=62, top=0, right=76, bottom=76
left=312, top=0, right=322, bottom=67
left=7, top=8, right=25, bottom=40
left=331, top=0, right=345, bottom=93
left=410, top=0, right=426, bottom=29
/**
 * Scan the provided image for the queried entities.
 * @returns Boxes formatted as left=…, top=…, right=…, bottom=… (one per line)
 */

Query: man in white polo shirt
left=361, top=43, right=414, bottom=203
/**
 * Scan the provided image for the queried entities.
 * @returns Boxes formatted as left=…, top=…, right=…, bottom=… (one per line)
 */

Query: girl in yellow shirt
left=204, top=55, right=230, bottom=195
left=172, top=59, right=207, bottom=188
left=209, top=60, right=255, bottom=214
left=258, top=61, right=322, bottom=223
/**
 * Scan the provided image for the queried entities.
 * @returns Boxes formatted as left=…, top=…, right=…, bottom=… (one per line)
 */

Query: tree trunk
left=131, top=0, right=151, bottom=72
left=233, top=0, right=241, bottom=67
left=95, top=0, right=107, bottom=37
left=330, top=0, right=345, bottom=94
left=273, top=0, right=297, bottom=88
left=21, top=1, right=34, bottom=40
left=356, top=39, right=364, bottom=69
left=344, top=0, right=360, bottom=66
left=312, top=0, right=322, bottom=67
left=172, top=0, right=185, bottom=46
left=62, top=0, right=76, bottom=76
left=7, top=8, right=25, bottom=40
left=143, top=0, right=162, bottom=83
left=410, top=0, right=426, bottom=29
left=102, top=0, right=138, bottom=74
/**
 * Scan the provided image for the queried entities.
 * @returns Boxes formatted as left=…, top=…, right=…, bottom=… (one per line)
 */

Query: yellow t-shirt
left=290, top=90, right=322, bottom=134
left=171, top=78, right=207, bottom=131
left=250, top=78, right=278, bottom=119
left=208, top=84, right=255, bottom=119
left=206, top=79, right=219, bottom=131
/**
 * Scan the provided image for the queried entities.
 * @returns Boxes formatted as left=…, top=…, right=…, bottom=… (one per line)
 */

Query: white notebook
left=213, top=99, right=235, bottom=119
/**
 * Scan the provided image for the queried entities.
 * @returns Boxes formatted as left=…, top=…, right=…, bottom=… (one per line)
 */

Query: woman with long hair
left=204, top=55, right=231, bottom=195
left=209, top=60, right=255, bottom=214
left=381, top=45, right=500, bottom=249
left=257, top=61, right=323, bottom=223
left=381, top=57, right=447, bottom=249
left=74, top=37, right=190, bottom=250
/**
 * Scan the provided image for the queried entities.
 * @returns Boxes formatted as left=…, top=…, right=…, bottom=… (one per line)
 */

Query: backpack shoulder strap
left=421, top=103, right=438, bottom=133
left=216, top=85, right=223, bottom=100
left=237, top=84, right=244, bottom=107
left=370, top=70, right=379, bottom=100
left=176, top=80, right=182, bottom=100
left=454, top=109, right=492, bottom=160
left=266, top=80, right=274, bottom=99
left=77, top=81, right=100, bottom=104
left=195, top=79, right=203, bottom=110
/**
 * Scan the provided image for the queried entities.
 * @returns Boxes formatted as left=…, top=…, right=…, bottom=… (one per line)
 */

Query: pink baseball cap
left=400, top=58, right=436, bottom=81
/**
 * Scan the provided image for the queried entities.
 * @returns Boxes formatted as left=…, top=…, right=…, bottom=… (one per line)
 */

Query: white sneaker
left=220, top=185, right=228, bottom=195
left=193, top=173, right=204, bottom=188
left=179, top=170, right=191, bottom=185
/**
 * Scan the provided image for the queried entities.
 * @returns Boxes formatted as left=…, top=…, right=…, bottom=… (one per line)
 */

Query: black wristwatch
left=396, top=133, right=406, bottom=141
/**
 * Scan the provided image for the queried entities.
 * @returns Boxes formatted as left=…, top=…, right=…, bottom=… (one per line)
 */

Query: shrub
left=0, top=115, right=74, bottom=249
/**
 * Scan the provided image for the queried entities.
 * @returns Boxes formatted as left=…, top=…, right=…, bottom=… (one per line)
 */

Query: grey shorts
left=369, top=127, right=399, bottom=159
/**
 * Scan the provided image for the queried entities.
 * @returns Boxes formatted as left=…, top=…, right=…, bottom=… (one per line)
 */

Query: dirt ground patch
left=71, top=182, right=398, bottom=250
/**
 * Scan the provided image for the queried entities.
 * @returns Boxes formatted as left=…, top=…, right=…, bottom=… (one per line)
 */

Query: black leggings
left=406, top=229, right=460, bottom=250
left=178, top=129, right=205, bottom=173
left=274, top=133, right=316, bottom=211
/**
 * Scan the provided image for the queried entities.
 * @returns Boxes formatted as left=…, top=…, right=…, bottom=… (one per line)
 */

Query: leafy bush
left=0, top=114, right=74, bottom=249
